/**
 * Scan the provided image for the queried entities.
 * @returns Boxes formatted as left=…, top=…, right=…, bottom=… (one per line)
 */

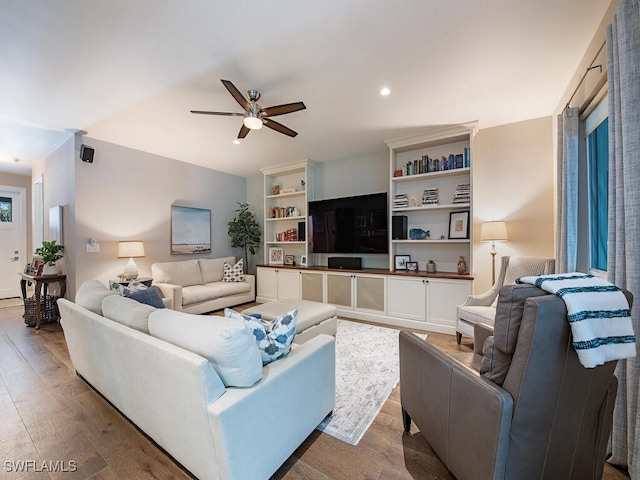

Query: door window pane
left=0, top=197, right=11, bottom=222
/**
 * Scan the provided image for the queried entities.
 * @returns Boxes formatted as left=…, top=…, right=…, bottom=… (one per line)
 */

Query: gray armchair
left=456, top=255, right=555, bottom=344
left=400, top=284, right=631, bottom=480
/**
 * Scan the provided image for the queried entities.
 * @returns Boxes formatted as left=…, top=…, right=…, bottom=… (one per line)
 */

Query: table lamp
left=117, top=241, right=145, bottom=280
left=480, top=221, right=508, bottom=285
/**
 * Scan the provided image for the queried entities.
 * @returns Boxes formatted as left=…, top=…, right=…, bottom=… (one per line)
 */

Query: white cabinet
left=256, top=267, right=471, bottom=335
left=386, top=125, right=476, bottom=274
left=326, top=272, right=353, bottom=309
left=300, top=270, right=324, bottom=303
left=326, top=272, right=386, bottom=314
left=387, top=276, right=472, bottom=333
left=387, top=276, right=427, bottom=322
left=256, top=267, right=300, bottom=302
left=427, top=278, right=472, bottom=328
left=260, top=161, right=315, bottom=267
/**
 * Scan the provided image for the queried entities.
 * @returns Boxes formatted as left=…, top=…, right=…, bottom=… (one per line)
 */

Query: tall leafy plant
left=227, top=202, right=261, bottom=272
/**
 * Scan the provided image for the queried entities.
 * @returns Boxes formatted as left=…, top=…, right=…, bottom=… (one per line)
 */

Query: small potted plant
left=35, top=240, right=64, bottom=275
left=427, top=259, right=436, bottom=273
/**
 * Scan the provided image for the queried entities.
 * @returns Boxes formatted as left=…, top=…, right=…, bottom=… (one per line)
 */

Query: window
left=0, top=196, right=11, bottom=223
left=585, top=97, right=608, bottom=272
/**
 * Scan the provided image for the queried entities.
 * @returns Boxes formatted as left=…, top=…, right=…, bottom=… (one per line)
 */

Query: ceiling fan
left=191, top=79, right=306, bottom=139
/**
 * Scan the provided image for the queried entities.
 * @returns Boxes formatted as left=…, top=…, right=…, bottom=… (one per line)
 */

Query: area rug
left=316, top=319, right=425, bottom=446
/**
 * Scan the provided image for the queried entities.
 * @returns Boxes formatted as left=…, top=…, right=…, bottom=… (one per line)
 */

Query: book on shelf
left=422, top=188, right=439, bottom=205
left=275, top=228, right=298, bottom=242
left=463, top=147, right=471, bottom=168
left=453, top=183, right=471, bottom=203
left=394, top=193, right=409, bottom=208
left=400, top=148, right=470, bottom=176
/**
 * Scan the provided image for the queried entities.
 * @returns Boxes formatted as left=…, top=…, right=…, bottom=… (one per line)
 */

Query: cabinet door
left=301, top=271, right=324, bottom=302
left=387, top=276, right=427, bottom=321
left=427, top=279, right=472, bottom=327
left=277, top=269, right=300, bottom=301
left=256, top=267, right=278, bottom=301
left=327, top=273, right=353, bottom=309
left=355, top=274, right=385, bottom=313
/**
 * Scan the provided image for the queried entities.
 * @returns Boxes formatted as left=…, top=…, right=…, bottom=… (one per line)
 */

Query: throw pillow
left=225, top=308, right=297, bottom=365
left=223, top=259, right=244, bottom=282
left=109, top=280, right=148, bottom=295
left=124, top=285, right=166, bottom=309
left=108, top=280, right=127, bottom=295
left=148, top=309, right=262, bottom=387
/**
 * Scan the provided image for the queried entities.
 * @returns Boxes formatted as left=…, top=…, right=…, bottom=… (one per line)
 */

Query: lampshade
left=117, top=241, right=145, bottom=258
left=243, top=115, right=263, bottom=130
left=480, top=221, right=508, bottom=242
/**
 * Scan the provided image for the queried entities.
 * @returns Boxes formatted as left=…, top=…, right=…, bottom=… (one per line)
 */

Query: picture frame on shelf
left=448, top=211, right=470, bottom=239
left=406, top=261, right=418, bottom=272
left=269, top=247, right=284, bottom=265
left=284, top=254, right=294, bottom=265
left=394, top=254, right=411, bottom=270
left=300, top=255, right=307, bottom=267
left=30, top=257, right=43, bottom=275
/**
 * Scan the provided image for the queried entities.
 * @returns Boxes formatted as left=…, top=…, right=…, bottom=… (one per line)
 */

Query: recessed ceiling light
left=380, top=87, right=390, bottom=96
left=233, top=140, right=240, bottom=145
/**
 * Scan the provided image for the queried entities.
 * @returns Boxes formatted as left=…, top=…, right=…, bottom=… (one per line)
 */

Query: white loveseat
left=151, top=257, right=255, bottom=314
left=59, top=280, right=335, bottom=480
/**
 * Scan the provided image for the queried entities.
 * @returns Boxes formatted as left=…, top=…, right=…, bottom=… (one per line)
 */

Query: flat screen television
left=308, top=192, right=388, bottom=254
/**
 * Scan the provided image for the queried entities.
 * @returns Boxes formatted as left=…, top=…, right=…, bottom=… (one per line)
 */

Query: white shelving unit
left=260, top=160, right=315, bottom=266
left=385, top=125, right=477, bottom=274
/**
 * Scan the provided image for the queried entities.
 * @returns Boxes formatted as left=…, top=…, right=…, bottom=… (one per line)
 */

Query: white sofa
left=59, top=280, right=335, bottom=480
left=151, top=257, right=255, bottom=314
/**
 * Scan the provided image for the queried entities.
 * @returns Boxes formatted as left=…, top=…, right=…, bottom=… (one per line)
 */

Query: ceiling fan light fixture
left=243, top=115, right=263, bottom=130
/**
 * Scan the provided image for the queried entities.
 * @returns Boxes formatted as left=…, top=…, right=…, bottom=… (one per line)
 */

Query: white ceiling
left=0, top=0, right=610, bottom=177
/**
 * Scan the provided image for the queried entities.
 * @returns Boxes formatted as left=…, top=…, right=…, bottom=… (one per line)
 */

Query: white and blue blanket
left=516, top=273, right=636, bottom=368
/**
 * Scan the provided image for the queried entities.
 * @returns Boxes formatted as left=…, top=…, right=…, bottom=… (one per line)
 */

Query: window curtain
left=606, top=0, right=640, bottom=478
left=555, top=107, right=580, bottom=273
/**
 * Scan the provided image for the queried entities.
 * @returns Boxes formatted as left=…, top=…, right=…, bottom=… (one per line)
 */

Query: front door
left=0, top=186, right=27, bottom=298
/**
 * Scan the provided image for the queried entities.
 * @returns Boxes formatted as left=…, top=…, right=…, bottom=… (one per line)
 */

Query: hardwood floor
left=0, top=303, right=630, bottom=480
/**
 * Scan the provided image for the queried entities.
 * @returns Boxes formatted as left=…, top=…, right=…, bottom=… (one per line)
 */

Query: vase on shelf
left=42, top=264, right=58, bottom=276
left=457, top=256, right=467, bottom=275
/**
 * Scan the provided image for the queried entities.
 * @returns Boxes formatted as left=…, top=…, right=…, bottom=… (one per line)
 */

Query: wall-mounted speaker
left=80, top=144, right=94, bottom=163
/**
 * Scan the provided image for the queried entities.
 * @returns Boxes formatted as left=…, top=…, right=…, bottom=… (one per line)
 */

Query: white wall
left=33, top=136, right=246, bottom=298
left=472, top=116, right=555, bottom=293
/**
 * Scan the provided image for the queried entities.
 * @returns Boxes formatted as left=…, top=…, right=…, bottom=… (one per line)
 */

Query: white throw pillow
left=223, top=259, right=244, bottom=282
left=76, top=280, right=119, bottom=315
left=147, top=309, right=262, bottom=387
left=101, top=295, right=155, bottom=334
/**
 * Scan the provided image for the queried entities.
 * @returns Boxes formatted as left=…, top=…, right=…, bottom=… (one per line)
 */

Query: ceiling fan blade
left=238, top=124, right=250, bottom=139
left=190, top=110, right=244, bottom=116
left=263, top=118, right=298, bottom=137
left=261, top=102, right=306, bottom=117
left=221, top=79, right=251, bottom=111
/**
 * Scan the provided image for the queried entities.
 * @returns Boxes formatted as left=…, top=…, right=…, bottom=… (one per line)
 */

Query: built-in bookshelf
left=386, top=125, right=477, bottom=274
left=260, top=161, right=315, bottom=267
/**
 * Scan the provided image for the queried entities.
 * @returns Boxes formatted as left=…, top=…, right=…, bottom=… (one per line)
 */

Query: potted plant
left=35, top=240, right=64, bottom=275
left=427, top=259, right=436, bottom=273
left=227, top=202, right=261, bottom=273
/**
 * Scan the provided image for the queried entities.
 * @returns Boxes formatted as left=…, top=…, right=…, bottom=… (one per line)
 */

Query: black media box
left=328, top=257, right=362, bottom=270
left=392, top=215, right=408, bottom=240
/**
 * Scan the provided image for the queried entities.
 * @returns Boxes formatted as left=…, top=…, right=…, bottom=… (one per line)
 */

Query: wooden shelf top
left=256, top=264, right=473, bottom=281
